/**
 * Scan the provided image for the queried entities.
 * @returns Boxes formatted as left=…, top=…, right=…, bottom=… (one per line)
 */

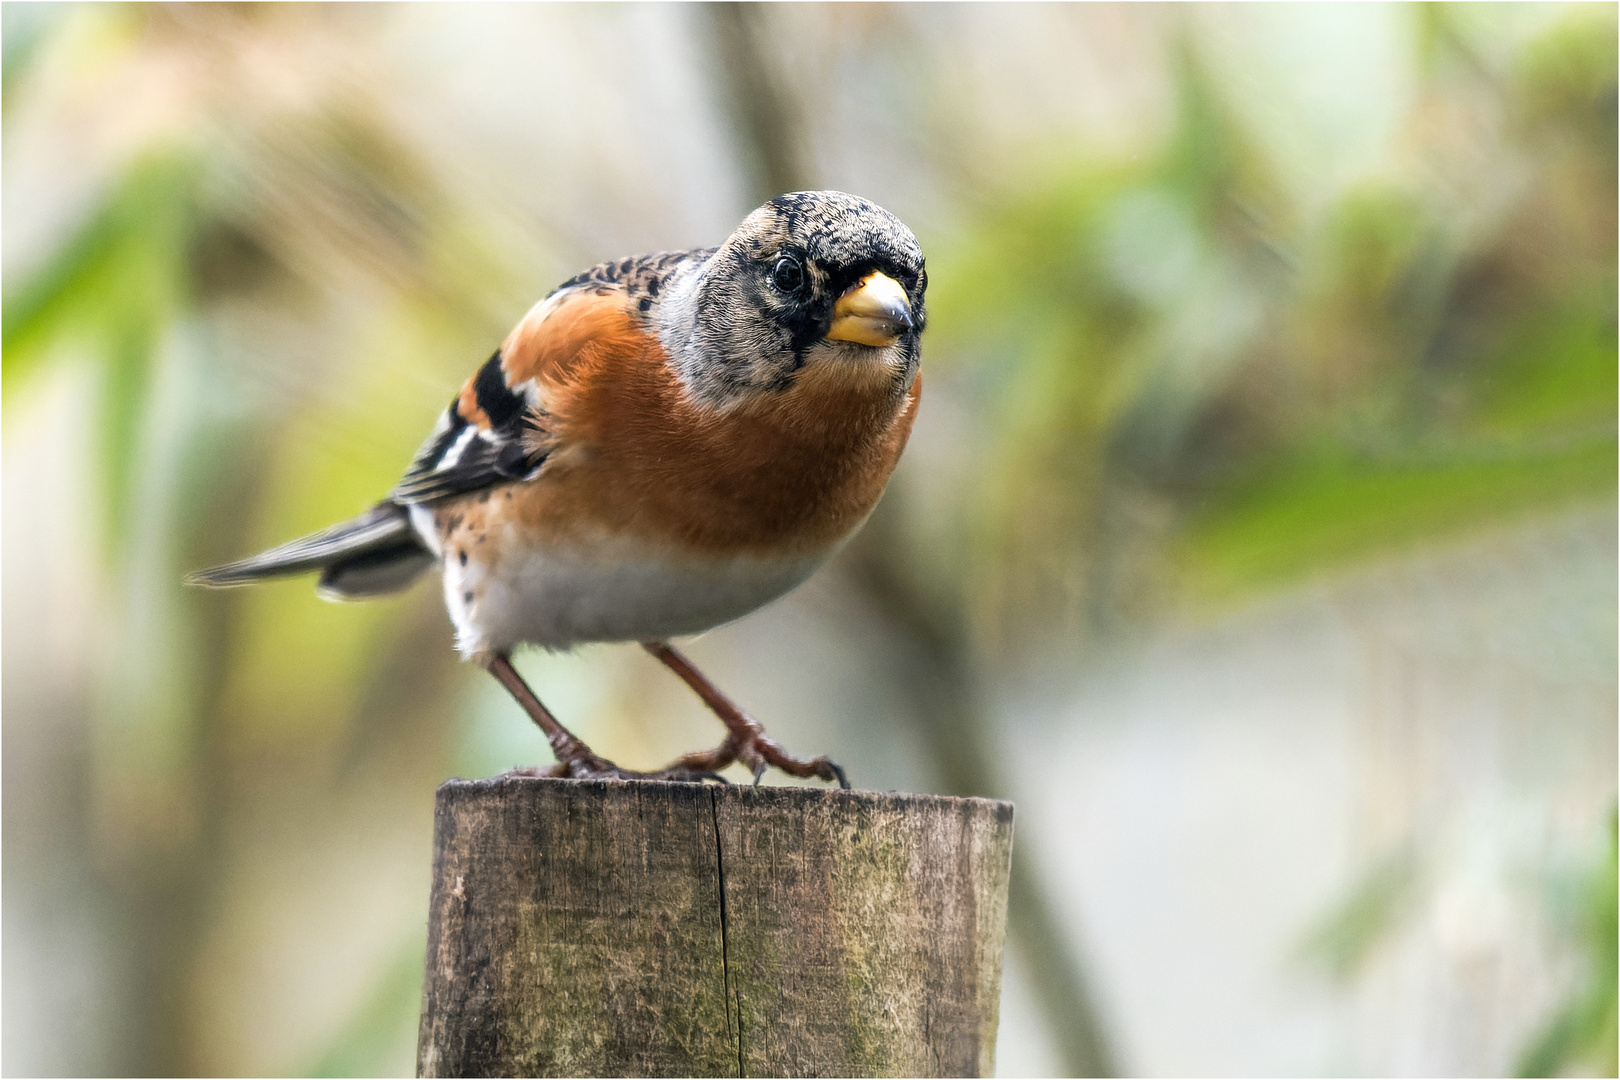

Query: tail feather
left=187, top=501, right=434, bottom=597
left=317, top=541, right=438, bottom=600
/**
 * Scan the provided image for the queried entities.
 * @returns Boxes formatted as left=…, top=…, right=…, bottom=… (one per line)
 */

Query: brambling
left=189, top=191, right=926, bottom=787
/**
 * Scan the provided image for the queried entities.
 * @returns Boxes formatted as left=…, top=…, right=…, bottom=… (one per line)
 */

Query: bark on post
left=416, top=776, right=1014, bottom=1078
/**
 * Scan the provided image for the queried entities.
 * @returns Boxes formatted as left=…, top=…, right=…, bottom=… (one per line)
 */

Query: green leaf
left=1298, top=843, right=1421, bottom=980
left=1472, top=295, right=1619, bottom=439
left=1516, top=807, right=1618, bottom=1077
left=3, top=152, right=200, bottom=548
left=1180, top=437, right=1618, bottom=602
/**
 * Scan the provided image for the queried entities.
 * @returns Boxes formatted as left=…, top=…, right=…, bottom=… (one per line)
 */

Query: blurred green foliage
left=925, top=7, right=1615, bottom=652
left=1297, top=842, right=1424, bottom=980
left=908, top=14, right=1615, bottom=1071
left=1517, top=807, right=1619, bottom=1078
left=2, top=10, right=530, bottom=1073
left=2, top=153, right=197, bottom=546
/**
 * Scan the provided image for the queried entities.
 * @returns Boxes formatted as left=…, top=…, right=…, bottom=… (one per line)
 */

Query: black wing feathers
left=473, top=354, right=527, bottom=428
left=392, top=351, right=546, bottom=505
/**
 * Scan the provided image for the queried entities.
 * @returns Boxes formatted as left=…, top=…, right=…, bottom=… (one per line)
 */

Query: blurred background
left=3, top=3, right=1615, bottom=1076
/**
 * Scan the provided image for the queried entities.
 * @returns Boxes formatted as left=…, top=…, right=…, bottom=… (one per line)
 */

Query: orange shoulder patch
left=499, top=289, right=650, bottom=390
left=449, top=288, right=655, bottom=433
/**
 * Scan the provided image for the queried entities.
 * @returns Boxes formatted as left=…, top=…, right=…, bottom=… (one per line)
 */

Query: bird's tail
left=186, top=501, right=437, bottom=600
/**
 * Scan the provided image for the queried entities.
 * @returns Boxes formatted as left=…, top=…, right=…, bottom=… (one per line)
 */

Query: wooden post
left=416, top=777, right=1014, bottom=1078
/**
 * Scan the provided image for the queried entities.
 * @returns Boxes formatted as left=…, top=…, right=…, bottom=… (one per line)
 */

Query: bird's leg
left=642, top=642, right=850, bottom=788
left=482, top=653, right=621, bottom=777
left=482, top=653, right=725, bottom=782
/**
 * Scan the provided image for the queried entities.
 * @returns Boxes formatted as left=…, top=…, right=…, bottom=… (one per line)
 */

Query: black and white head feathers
left=657, top=191, right=927, bottom=409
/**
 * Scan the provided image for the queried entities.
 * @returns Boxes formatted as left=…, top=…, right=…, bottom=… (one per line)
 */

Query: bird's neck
left=655, top=256, right=728, bottom=406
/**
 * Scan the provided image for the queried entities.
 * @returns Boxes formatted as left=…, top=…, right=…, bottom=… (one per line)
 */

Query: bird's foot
left=660, top=724, right=849, bottom=789
left=482, top=652, right=724, bottom=783
left=639, top=642, right=851, bottom=788
left=504, top=738, right=727, bottom=785
left=553, top=758, right=729, bottom=784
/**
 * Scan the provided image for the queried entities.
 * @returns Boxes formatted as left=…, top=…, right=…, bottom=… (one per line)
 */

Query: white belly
left=437, top=531, right=827, bottom=657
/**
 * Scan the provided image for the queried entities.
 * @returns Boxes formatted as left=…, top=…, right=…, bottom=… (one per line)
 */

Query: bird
left=188, top=190, right=926, bottom=788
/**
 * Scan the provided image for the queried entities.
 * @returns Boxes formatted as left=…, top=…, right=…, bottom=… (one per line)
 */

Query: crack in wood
left=709, top=787, right=746, bottom=1078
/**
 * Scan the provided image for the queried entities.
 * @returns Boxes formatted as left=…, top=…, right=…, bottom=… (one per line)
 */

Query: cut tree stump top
left=416, top=777, right=1014, bottom=1078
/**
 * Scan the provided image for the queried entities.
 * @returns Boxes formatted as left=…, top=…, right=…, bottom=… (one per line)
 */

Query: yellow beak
left=826, top=271, right=913, bottom=347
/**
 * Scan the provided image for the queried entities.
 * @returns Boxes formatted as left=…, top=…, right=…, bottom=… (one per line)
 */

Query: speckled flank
left=432, top=493, right=495, bottom=651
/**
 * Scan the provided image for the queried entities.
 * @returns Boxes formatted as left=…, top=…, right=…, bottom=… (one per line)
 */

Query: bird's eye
left=771, top=255, right=804, bottom=294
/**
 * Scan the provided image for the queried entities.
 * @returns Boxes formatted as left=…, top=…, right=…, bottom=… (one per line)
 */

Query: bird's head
left=660, top=191, right=926, bottom=409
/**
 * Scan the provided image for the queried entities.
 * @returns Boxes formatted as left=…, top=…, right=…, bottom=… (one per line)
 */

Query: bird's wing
left=394, top=250, right=705, bottom=506
left=391, top=337, right=555, bottom=505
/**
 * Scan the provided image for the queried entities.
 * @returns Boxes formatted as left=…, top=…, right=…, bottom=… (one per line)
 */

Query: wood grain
left=416, top=777, right=1013, bottom=1078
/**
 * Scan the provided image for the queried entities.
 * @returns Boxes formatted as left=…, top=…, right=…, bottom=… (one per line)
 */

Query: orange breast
left=500, top=293, right=920, bottom=558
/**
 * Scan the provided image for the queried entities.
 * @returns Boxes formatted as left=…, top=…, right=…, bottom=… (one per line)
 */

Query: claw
left=666, top=769, right=731, bottom=785
left=556, top=760, right=732, bottom=785
left=641, top=642, right=854, bottom=790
